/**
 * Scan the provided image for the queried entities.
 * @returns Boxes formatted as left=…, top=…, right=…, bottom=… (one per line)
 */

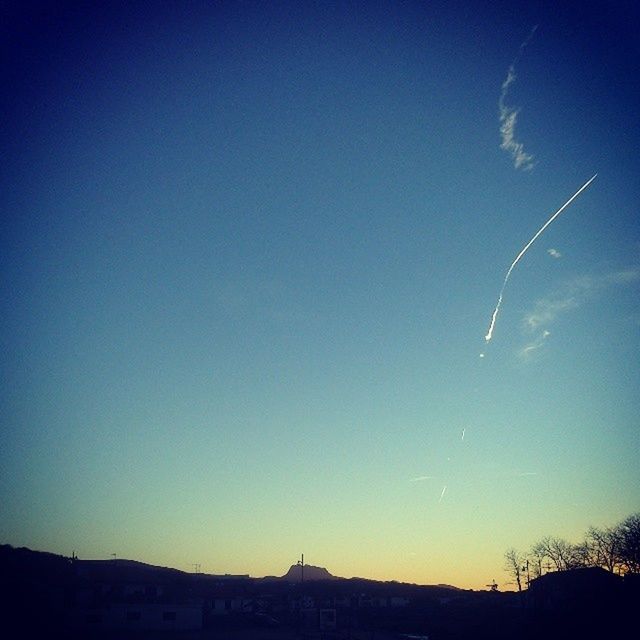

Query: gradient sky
left=1, top=1, right=638, bottom=590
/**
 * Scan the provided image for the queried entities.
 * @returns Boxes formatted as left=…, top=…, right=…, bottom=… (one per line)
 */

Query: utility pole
left=296, top=554, right=304, bottom=583
left=192, top=563, right=201, bottom=574
left=295, top=554, right=304, bottom=638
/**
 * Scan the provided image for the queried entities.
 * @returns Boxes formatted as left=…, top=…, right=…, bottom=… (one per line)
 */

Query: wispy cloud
left=523, top=268, right=640, bottom=332
left=409, top=475, right=434, bottom=483
left=547, top=248, right=562, bottom=259
left=499, top=100, right=534, bottom=170
left=498, top=26, right=537, bottom=171
left=484, top=470, right=539, bottom=479
left=519, top=330, right=550, bottom=358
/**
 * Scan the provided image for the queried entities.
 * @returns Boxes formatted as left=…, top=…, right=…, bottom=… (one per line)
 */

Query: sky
left=1, top=1, right=639, bottom=591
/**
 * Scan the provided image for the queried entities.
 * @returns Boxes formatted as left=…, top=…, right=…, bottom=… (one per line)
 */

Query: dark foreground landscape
left=1, top=544, right=637, bottom=640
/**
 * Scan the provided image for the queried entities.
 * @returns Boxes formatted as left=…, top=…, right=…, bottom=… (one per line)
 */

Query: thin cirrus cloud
left=498, top=26, right=537, bottom=171
left=519, top=329, right=551, bottom=358
left=409, top=475, right=435, bottom=483
left=494, top=471, right=538, bottom=478
left=517, top=269, right=639, bottom=357
left=523, top=269, right=640, bottom=332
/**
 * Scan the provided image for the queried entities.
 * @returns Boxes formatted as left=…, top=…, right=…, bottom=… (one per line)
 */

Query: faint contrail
left=438, top=486, right=447, bottom=503
left=410, top=475, right=434, bottom=483
left=484, top=174, right=597, bottom=342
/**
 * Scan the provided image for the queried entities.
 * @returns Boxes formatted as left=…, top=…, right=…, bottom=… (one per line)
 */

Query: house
left=209, top=595, right=253, bottom=615
left=525, top=567, right=631, bottom=637
left=73, top=602, right=203, bottom=631
left=527, top=566, right=622, bottom=614
left=68, top=560, right=203, bottom=632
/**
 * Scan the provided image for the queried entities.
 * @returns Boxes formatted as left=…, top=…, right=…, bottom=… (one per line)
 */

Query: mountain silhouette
left=281, top=563, right=337, bottom=581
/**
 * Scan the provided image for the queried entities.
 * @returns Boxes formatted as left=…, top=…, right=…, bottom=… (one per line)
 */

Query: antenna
left=486, top=579, right=498, bottom=592
left=192, top=563, right=201, bottom=574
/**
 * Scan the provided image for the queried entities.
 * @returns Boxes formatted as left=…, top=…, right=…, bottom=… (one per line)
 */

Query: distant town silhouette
left=1, top=536, right=638, bottom=639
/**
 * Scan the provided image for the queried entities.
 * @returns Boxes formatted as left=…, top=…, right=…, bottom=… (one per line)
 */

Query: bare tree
left=532, top=536, right=583, bottom=572
left=507, top=512, right=640, bottom=587
left=504, top=548, right=524, bottom=592
left=581, top=526, right=621, bottom=573
left=529, top=541, right=546, bottom=578
left=572, top=540, right=592, bottom=568
left=617, top=512, right=640, bottom=574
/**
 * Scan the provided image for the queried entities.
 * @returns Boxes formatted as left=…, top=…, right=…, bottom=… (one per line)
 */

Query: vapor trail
left=484, top=174, right=597, bottom=342
left=439, top=486, right=447, bottom=503
left=410, top=475, right=434, bottom=483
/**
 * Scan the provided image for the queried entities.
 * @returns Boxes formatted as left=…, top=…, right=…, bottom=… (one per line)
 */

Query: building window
left=225, top=599, right=232, bottom=611
left=126, top=611, right=141, bottom=622
left=163, top=611, right=177, bottom=621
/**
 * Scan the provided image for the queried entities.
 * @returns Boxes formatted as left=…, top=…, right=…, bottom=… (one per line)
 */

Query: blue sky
left=1, top=1, right=639, bottom=589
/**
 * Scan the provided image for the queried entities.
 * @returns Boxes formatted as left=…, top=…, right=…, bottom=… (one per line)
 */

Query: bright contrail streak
left=439, top=486, right=447, bottom=503
left=484, top=174, right=597, bottom=342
